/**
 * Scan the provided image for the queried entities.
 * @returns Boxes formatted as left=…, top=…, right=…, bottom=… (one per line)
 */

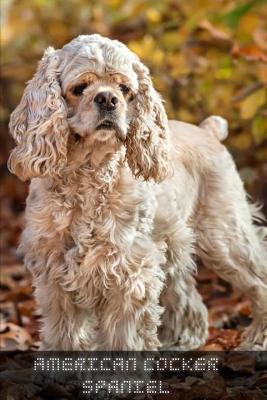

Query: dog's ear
left=8, top=47, right=69, bottom=181
left=125, top=61, right=170, bottom=182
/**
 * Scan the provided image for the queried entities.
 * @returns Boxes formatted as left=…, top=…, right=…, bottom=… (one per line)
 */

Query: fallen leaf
left=0, top=286, right=33, bottom=302
left=0, top=322, right=33, bottom=350
left=39, top=382, right=73, bottom=399
left=0, top=368, right=33, bottom=384
left=230, top=133, right=252, bottom=150
left=258, top=64, right=267, bottom=84
left=255, top=373, right=267, bottom=386
left=222, top=1, right=258, bottom=29
left=199, top=19, right=232, bottom=42
left=206, top=327, right=242, bottom=350
left=252, top=115, right=267, bottom=145
left=223, top=352, right=256, bottom=375
left=253, top=27, right=267, bottom=51
left=240, top=88, right=266, bottom=119
left=232, top=42, right=267, bottom=62
left=200, top=343, right=224, bottom=350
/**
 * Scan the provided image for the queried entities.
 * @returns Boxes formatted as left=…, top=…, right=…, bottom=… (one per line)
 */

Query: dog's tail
left=200, top=115, right=228, bottom=141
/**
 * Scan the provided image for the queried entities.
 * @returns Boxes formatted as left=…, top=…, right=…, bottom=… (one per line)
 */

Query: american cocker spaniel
left=8, top=34, right=267, bottom=350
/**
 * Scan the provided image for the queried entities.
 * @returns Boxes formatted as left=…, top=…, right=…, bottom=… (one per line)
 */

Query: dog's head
left=8, top=34, right=170, bottom=182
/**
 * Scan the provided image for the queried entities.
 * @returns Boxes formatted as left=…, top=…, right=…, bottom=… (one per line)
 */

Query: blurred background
left=0, top=0, right=267, bottom=351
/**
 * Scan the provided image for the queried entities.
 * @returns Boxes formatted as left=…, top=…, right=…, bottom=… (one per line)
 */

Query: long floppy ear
left=125, top=61, right=170, bottom=182
left=8, top=47, right=69, bottom=181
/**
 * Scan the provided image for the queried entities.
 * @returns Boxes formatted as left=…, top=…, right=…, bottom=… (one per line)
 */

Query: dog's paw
left=166, top=333, right=207, bottom=351
left=237, top=318, right=267, bottom=350
left=159, top=309, right=209, bottom=351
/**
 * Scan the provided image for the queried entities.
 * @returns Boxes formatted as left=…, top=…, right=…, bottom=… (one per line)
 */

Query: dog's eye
left=72, top=83, right=87, bottom=96
left=119, top=84, right=130, bottom=95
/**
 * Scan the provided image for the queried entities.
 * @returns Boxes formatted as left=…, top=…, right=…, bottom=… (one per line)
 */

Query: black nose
left=94, top=91, right=118, bottom=111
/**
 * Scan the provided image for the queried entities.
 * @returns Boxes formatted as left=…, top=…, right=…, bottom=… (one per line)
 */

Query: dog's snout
left=94, top=91, right=118, bottom=111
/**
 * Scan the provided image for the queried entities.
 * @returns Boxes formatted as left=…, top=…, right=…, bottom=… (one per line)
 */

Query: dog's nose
left=94, top=91, right=118, bottom=111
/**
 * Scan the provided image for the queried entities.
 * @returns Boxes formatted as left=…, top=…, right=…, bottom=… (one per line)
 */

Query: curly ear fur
left=126, top=62, right=170, bottom=183
left=8, top=47, right=69, bottom=181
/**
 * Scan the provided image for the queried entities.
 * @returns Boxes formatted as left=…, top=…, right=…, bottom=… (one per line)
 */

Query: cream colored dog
left=8, top=34, right=267, bottom=350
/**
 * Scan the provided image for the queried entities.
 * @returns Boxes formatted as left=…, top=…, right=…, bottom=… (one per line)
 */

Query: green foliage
left=222, top=0, right=265, bottom=28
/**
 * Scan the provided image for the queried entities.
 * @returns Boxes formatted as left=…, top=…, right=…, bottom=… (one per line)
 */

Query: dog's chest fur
left=21, top=163, right=161, bottom=276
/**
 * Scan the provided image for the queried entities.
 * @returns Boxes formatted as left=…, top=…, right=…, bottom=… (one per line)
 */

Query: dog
left=8, top=34, right=267, bottom=350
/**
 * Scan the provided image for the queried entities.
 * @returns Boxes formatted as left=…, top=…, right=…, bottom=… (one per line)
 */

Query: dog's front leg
left=95, top=237, right=166, bottom=350
left=158, top=224, right=209, bottom=350
left=36, top=279, right=98, bottom=351
left=29, top=246, right=99, bottom=351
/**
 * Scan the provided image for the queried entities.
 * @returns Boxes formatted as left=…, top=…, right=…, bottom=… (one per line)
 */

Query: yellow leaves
left=230, top=105, right=267, bottom=154
left=255, top=147, right=267, bottom=162
left=152, top=76, right=167, bottom=93
left=1, top=3, right=34, bottom=47
left=128, top=36, right=164, bottom=65
left=238, top=13, right=260, bottom=39
left=253, top=28, right=267, bottom=51
left=2, top=0, right=267, bottom=168
left=215, top=67, right=233, bottom=80
left=215, top=57, right=233, bottom=80
left=252, top=115, right=267, bottom=145
left=47, top=22, right=70, bottom=44
left=230, top=133, right=252, bottom=151
left=0, top=25, right=11, bottom=47
left=240, top=88, right=266, bottom=119
left=199, top=80, right=233, bottom=112
left=0, top=0, right=12, bottom=46
left=257, top=64, right=267, bottom=84
left=151, top=49, right=165, bottom=65
left=177, top=108, right=196, bottom=123
left=106, top=0, right=125, bottom=8
left=146, top=8, right=161, bottom=24
left=167, top=53, right=190, bottom=77
left=161, top=31, right=183, bottom=51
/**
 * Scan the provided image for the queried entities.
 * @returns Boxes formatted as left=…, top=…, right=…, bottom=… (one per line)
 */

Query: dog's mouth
left=96, top=120, right=116, bottom=131
left=70, top=120, right=126, bottom=143
left=74, top=133, right=82, bottom=142
left=95, top=119, right=126, bottom=141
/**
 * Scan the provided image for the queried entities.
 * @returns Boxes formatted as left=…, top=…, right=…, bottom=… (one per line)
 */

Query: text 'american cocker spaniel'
left=8, top=34, right=267, bottom=350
